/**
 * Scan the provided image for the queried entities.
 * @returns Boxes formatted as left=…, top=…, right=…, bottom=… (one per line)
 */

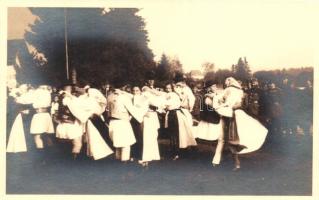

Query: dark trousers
left=167, top=110, right=180, bottom=156
left=130, top=118, right=143, bottom=160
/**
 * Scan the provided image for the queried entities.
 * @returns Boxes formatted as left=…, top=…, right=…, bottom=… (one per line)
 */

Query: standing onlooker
left=191, top=82, right=203, bottom=124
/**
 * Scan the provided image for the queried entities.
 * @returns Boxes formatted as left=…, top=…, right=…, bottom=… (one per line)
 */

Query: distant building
left=189, top=70, right=204, bottom=80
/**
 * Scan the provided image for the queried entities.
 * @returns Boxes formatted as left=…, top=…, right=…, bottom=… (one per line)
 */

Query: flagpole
left=64, top=8, right=70, bottom=80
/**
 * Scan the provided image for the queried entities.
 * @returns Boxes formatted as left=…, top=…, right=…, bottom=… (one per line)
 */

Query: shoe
left=122, top=160, right=129, bottom=164
left=212, top=163, right=219, bottom=167
left=232, top=165, right=241, bottom=171
left=72, top=153, right=78, bottom=160
left=173, top=155, right=179, bottom=161
left=143, top=162, right=149, bottom=167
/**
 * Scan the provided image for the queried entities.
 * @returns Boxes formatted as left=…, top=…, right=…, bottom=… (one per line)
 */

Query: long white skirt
left=7, top=113, right=27, bottom=153
left=142, top=112, right=160, bottom=162
left=109, top=119, right=136, bottom=147
left=56, top=120, right=84, bottom=139
left=233, top=109, right=268, bottom=154
left=30, top=112, right=54, bottom=134
left=195, top=120, right=223, bottom=141
left=165, top=109, right=197, bottom=148
left=86, top=120, right=113, bottom=160
left=177, top=110, right=197, bottom=148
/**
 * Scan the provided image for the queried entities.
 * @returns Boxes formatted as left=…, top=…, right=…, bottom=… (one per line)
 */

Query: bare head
left=165, top=84, right=173, bottom=93
left=132, top=86, right=141, bottom=95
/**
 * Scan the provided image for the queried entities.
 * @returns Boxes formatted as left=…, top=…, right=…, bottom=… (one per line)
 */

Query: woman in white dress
left=215, top=77, right=268, bottom=170
left=6, top=84, right=34, bottom=153
left=164, top=83, right=197, bottom=160
left=195, top=81, right=224, bottom=166
left=139, top=86, right=162, bottom=166
left=130, top=86, right=145, bottom=162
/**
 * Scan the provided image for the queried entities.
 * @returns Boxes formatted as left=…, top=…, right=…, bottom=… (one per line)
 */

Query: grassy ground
left=6, top=132, right=312, bottom=195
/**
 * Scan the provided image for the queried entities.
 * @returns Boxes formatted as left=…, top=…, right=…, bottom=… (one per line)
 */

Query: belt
left=35, top=107, right=49, bottom=113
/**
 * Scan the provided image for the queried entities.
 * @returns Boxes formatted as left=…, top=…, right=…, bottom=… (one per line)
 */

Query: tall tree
left=155, top=54, right=171, bottom=84
left=24, top=8, right=155, bottom=86
left=169, top=56, right=183, bottom=71
left=233, top=57, right=251, bottom=82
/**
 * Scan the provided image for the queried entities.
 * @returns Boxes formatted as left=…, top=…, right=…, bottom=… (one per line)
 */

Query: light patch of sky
left=8, top=1, right=318, bottom=72
left=137, top=0, right=317, bottom=72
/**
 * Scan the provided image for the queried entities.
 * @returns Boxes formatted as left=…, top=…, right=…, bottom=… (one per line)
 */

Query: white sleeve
left=185, top=87, right=195, bottom=110
left=122, top=95, right=145, bottom=123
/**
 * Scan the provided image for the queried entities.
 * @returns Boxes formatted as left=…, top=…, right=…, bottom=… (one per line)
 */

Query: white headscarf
left=225, top=77, right=242, bottom=89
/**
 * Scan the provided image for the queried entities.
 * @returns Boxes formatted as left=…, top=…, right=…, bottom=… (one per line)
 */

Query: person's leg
left=229, top=145, right=241, bottom=170
left=233, top=153, right=240, bottom=170
left=121, top=146, right=131, bottom=161
left=72, top=136, right=82, bottom=160
left=115, top=148, right=121, bottom=160
left=212, top=138, right=224, bottom=166
left=34, top=134, right=44, bottom=149
left=46, top=134, right=54, bottom=147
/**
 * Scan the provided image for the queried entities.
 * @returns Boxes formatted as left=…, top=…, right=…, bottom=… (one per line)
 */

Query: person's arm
left=122, top=95, right=145, bottom=122
left=185, top=87, right=195, bottom=111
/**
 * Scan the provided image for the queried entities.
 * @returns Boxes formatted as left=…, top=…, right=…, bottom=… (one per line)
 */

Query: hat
left=203, top=79, right=217, bottom=89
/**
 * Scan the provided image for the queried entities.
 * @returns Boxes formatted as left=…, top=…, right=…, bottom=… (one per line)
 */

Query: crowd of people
left=6, top=73, right=313, bottom=171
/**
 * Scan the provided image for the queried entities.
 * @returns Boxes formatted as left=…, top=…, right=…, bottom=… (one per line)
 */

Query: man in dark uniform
left=265, top=82, right=283, bottom=135
left=191, top=82, right=204, bottom=124
left=246, top=79, right=263, bottom=121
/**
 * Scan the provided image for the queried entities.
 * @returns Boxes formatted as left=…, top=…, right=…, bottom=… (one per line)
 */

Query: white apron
left=195, top=120, right=223, bottom=141
left=142, top=111, right=160, bottom=162
left=109, top=119, right=136, bottom=147
left=30, top=112, right=54, bottom=134
left=6, top=113, right=27, bottom=153
left=56, top=120, right=84, bottom=139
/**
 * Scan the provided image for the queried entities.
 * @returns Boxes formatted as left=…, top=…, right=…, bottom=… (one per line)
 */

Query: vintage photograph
left=4, top=1, right=317, bottom=197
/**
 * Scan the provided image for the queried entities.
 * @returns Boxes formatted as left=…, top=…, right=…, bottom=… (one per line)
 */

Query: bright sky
left=138, top=0, right=317, bottom=72
left=8, top=1, right=318, bottom=72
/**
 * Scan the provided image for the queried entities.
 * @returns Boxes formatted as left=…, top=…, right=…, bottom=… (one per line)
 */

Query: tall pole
left=64, top=8, right=70, bottom=80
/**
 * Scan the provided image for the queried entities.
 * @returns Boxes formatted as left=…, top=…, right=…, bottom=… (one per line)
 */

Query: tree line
left=13, top=8, right=313, bottom=88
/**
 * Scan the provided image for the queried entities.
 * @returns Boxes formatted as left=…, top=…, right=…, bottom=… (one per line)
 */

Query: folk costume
left=6, top=86, right=34, bottom=153
left=55, top=91, right=84, bottom=157
left=195, top=86, right=224, bottom=165
left=30, top=85, right=54, bottom=149
left=216, top=77, right=268, bottom=169
left=107, top=89, right=143, bottom=161
left=164, top=91, right=197, bottom=159
left=140, top=88, right=162, bottom=164
left=57, top=86, right=113, bottom=160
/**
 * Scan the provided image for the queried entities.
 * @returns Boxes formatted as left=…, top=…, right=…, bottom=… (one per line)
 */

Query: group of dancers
left=6, top=74, right=268, bottom=170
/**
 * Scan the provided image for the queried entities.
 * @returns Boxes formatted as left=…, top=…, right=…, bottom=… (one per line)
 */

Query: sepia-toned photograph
left=3, top=0, right=318, bottom=198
